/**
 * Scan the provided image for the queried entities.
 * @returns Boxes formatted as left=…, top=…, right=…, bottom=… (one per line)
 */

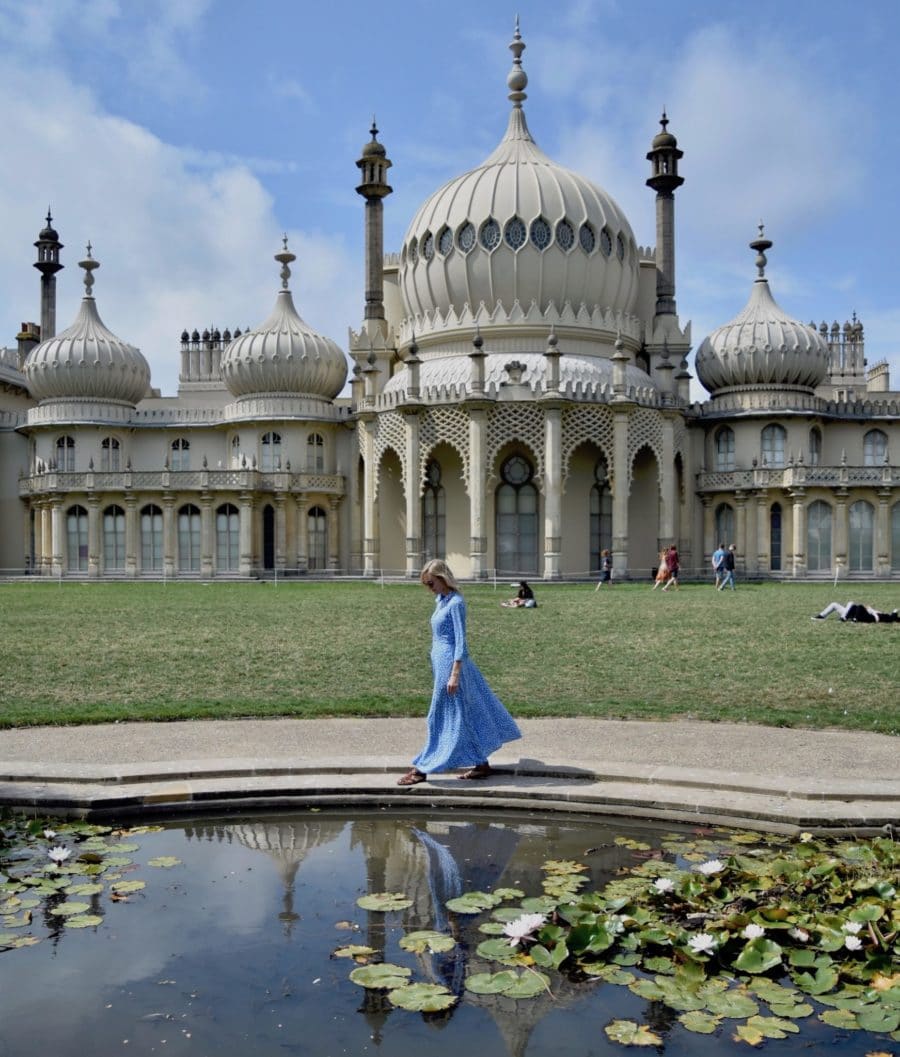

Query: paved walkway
left=0, top=718, right=897, bottom=833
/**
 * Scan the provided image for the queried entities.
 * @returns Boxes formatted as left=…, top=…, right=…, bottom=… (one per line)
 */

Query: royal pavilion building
left=1, top=26, right=897, bottom=581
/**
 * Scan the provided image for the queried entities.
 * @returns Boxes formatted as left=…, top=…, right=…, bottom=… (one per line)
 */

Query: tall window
left=56, top=435, right=75, bottom=471
left=66, top=505, right=88, bottom=572
left=807, top=500, right=832, bottom=572
left=848, top=500, right=874, bottom=571
left=261, top=431, right=281, bottom=471
left=589, top=458, right=612, bottom=570
left=171, top=438, right=190, bottom=471
left=216, top=503, right=239, bottom=572
left=769, top=503, right=782, bottom=572
left=715, top=428, right=735, bottom=471
left=761, top=424, right=786, bottom=468
left=177, top=504, right=201, bottom=571
left=863, top=429, right=887, bottom=467
left=714, top=504, right=734, bottom=549
left=103, top=504, right=126, bottom=570
left=307, top=433, right=324, bottom=472
left=100, top=436, right=120, bottom=471
left=892, top=503, right=900, bottom=571
left=808, top=428, right=822, bottom=467
left=140, top=504, right=163, bottom=571
left=422, top=460, right=446, bottom=561
left=495, top=455, right=538, bottom=575
left=308, top=506, right=327, bottom=570
left=231, top=435, right=242, bottom=468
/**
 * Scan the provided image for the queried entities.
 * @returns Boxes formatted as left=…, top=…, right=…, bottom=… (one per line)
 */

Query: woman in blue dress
left=398, top=559, right=522, bottom=786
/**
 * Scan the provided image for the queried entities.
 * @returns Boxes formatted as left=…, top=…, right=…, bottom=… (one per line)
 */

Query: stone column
left=50, top=499, right=63, bottom=575
left=542, top=404, right=562, bottom=579
left=162, top=497, right=176, bottom=579
left=86, top=498, right=100, bottom=577
left=200, top=495, right=215, bottom=577
left=876, top=491, right=891, bottom=576
left=361, top=419, right=379, bottom=575
left=701, top=496, right=714, bottom=573
left=328, top=496, right=342, bottom=570
left=41, top=501, right=53, bottom=575
left=468, top=406, right=488, bottom=579
left=125, top=496, right=138, bottom=577
left=274, top=494, right=287, bottom=573
left=403, top=411, right=422, bottom=577
left=733, top=493, right=747, bottom=572
left=32, top=503, right=44, bottom=574
left=295, top=495, right=309, bottom=572
left=754, top=492, right=769, bottom=575
left=239, top=493, right=254, bottom=577
left=833, top=489, right=848, bottom=573
left=657, top=416, right=675, bottom=548
left=611, top=408, right=630, bottom=578
left=790, top=491, right=806, bottom=578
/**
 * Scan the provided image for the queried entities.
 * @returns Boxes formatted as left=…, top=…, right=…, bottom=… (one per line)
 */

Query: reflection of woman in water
left=398, top=560, right=522, bottom=786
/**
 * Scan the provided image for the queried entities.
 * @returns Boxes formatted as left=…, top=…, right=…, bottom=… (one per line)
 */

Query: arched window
left=103, top=504, right=126, bottom=570
left=761, top=424, right=786, bottom=468
left=100, top=436, right=120, bottom=472
left=261, top=431, right=281, bottom=471
left=590, top=457, right=612, bottom=571
left=495, top=454, right=538, bottom=575
left=231, top=435, right=242, bottom=468
left=422, top=460, right=446, bottom=562
left=714, top=504, right=734, bottom=549
left=66, top=505, right=88, bottom=572
left=171, top=437, right=190, bottom=471
left=769, top=503, right=782, bottom=571
left=848, top=500, right=874, bottom=571
left=177, top=503, right=201, bottom=571
left=308, top=506, right=327, bottom=570
left=863, top=429, right=888, bottom=467
left=892, top=503, right=900, bottom=571
left=216, top=503, right=239, bottom=572
left=808, top=428, right=822, bottom=467
left=807, top=500, right=832, bottom=572
left=141, top=504, right=163, bottom=571
left=715, top=428, right=735, bottom=471
left=56, top=435, right=75, bottom=471
left=307, top=433, right=324, bottom=472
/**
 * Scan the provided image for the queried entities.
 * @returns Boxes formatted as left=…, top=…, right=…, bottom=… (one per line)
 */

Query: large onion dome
left=24, top=246, right=150, bottom=405
left=398, top=22, right=639, bottom=336
left=694, top=228, right=830, bottom=394
left=221, top=239, right=347, bottom=400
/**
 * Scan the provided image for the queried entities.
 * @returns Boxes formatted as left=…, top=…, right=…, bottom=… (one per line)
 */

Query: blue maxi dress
left=412, top=591, right=522, bottom=773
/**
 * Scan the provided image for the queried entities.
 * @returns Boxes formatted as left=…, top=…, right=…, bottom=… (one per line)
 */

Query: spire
left=274, top=234, right=296, bottom=290
left=34, top=208, right=64, bottom=340
left=507, top=17, right=528, bottom=107
left=749, top=221, right=773, bottom=280
left=78, top=242, right=99, bottom=297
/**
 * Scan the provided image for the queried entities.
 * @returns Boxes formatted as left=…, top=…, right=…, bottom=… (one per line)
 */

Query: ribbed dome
left=24, top=249, right=150, bottom=405
left=221, top=241, right=347, bottom=401
left=695, top=232, right=830, bottom=393
left=398, top=27, right=638, bottom=336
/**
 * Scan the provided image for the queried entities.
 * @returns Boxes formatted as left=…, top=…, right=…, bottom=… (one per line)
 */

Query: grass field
left=0, top=580, right=897, bottom=733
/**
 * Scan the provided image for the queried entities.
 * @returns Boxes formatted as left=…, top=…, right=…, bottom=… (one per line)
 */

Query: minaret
left=33, top=209, right=64, bottom=339
left=645, top=112, right=683, bottom=317
left=355, top=120, right=393, bottom=337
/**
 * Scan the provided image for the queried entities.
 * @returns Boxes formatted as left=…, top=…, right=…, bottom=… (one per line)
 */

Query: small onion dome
left=651, top=111, right=677, bottom=149
left=24, top=245, right=150, bottom=405
left=360, top=120, right=387, bottom=158
left=191, top=329, right=200, bottom=342
left=694, top=227, right=830, bottom=393
left=38, top=212, right=60, bottom=241
left=221, top=238, right=347, bottom=400
left=181, top=329, right=190, bottom=342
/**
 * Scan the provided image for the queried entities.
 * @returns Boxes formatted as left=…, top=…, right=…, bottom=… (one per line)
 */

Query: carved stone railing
left=19, top=469, right=345, bottom=498
left=697, top=464, right=896, bottom=492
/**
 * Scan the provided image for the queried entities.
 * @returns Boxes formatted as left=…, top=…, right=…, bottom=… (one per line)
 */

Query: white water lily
left=789, top=927, right=810, bottom=942
left=844, top=935, right=863, bottom=951
left=605, top=915, right=626, bottom=935
left=741, top=923, right=766, bottom=940
left=687, top=932, right=717, bottom=955
left=43, top=829, right=57, bottom=840
left=652, top=877, right=675, bottom=893
left=842, top=920, right=863, bottom=934
left=502, top=912, right=546, bottom=946
left=695, top=859, right=724, bottom=876
left=48, top=846, right=71, bottom=864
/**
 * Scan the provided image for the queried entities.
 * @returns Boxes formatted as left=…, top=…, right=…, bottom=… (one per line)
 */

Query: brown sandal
left=457, top=764, right=493, bottom=780
left=397, top=768, right=427, bottom=786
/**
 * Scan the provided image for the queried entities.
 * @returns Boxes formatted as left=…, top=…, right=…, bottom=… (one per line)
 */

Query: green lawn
left=0, top=580, right=897, bottom=733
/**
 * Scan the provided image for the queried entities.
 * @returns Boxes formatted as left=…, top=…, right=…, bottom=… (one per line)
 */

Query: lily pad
left=333, top=944, right=377, bottom=960
left=388, top=983, right=457, bottom=1012
left=543, top=860, right=588, bottom=874
left=49, top=902, right=91, bottom=916
left=743, top=1015, right=799, bottom=1039
left=581, top=964, right=634, bottom=984
left=466, top=970, right=519, bottom=995
left=706, top=989, right=760, bottom=1019
left=109, top=880, right=146, bottom=894
left=356, top=892, right=413, bottom=912
left=445, top=891, right=500, bottom=914
left=147, top=857, right=182, bottom=869
left=493, top=888, right=525, bottom=901
left=64, top=883, right=104, bottom=897
left=819, top=1009, right=860, bottom=1030
left=399, top=930, right=456, bottom=954
left=1, top=934, right=41, bottom=949
left=678, top=1011, right=723, bottom=1034
left=504, top=970, right=550, bottom=998
left=478, top=921, right=507, bottom=935
left=64, top=915, right=104, bottom=928
left=733, top=937, right=784, bottom=974
left=604, top=1020, right=663, bottom=1046
left=476, top=937, right=524, bottom=967
left=856, top=1007, right=900, bottom=1033
left=349, top=963, right=412, bottom=990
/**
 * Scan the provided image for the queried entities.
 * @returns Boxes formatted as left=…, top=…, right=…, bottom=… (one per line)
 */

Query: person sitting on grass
left=502, top=581, right=536, bottom=608
left=813, top=601, right=899, bottom=623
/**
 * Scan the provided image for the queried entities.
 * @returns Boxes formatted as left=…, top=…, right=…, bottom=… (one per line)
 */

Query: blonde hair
left=420, top=559, right=461, bottom=594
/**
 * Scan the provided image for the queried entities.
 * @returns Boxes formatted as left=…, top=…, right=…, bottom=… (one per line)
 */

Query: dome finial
left=274, top=234, right=296, bottom=290
left=660, top=108, right=668, bottom=131
left=507, top=16, right=528, bottom=107
left=79, top=241, right=99, bottom=297
left=749, top=221, right=773, bottom=280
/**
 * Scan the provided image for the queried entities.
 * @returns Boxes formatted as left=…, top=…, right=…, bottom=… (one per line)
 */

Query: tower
left=355, top=120, right=393, bottom=337
left=646, top=112, right=683, bottom=317
left=33, top=209, right=64, bottom=340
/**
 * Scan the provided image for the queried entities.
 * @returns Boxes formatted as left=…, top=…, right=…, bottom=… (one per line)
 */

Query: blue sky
left=0, top=0, right=897, bottom=398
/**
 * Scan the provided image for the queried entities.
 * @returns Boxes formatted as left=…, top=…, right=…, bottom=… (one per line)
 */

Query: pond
left=0, top=810, right=897, bottom=1056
